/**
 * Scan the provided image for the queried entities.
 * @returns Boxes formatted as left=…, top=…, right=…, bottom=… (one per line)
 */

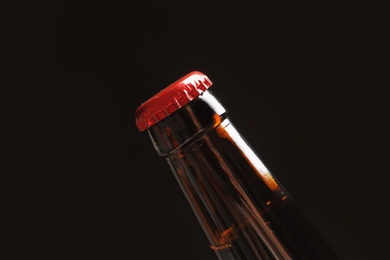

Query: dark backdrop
left=14, top=1, right=387, bottom=259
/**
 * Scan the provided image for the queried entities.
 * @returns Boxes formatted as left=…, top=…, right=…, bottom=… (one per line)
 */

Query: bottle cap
left=135, top=71, right=213, bottom=132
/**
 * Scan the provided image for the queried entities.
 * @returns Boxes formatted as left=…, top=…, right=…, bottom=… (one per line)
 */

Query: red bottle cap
left=135, top=71, right=213, bottom=132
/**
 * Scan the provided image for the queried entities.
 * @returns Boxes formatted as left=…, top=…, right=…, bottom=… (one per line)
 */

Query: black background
left=11, top=1, right=388, bottom=259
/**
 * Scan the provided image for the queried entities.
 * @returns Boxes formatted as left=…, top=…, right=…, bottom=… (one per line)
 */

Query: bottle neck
left=147, top=90, right=227, bottom=156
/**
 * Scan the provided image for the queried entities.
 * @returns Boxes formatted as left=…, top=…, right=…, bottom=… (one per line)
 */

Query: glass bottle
left=134, top=71, right=340, bottom=260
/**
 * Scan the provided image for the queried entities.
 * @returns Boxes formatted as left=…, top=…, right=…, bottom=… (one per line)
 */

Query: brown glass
left=147, top=90, right=340, bottom=260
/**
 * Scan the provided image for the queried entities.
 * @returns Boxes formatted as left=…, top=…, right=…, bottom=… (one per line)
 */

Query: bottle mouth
left=135, top=71, right=213, bottom=132
left=146, top=89, right=227, bottom=156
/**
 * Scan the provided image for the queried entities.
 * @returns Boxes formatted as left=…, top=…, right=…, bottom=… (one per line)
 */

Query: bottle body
left=147, top=90, right=339, bottom=260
